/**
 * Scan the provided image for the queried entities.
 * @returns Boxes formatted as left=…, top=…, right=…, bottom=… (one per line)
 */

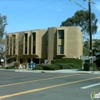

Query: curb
left=1, top=69, right=100, bottom=74
left=15, top=70, right=100, bottom=74
left=0, top=69, right=15, bottom=72
left=15, top=69, right=100, bottom=74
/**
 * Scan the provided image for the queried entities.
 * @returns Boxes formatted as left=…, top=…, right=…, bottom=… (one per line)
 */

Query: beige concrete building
left=6, top=26, right=83, bottom=64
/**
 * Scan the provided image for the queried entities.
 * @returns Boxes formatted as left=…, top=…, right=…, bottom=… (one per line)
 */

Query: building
left=6, top=26, right=83, bottom=64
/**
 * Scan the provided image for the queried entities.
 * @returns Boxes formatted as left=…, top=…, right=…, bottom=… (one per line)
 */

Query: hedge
left=33, top=63, right=82, bottom=70
left=51, top=58, right=83, bottom=67
left=33, top=65, right=43, bottom=70
left=56, top=63, right=81, bottom=69
left=84, top=62, right=98, bottom=71
left=33, top=64, right=61, bottom=70
left=6, top=66, right=16, bottom=69
left=96, top=58, right=100, bottom=68
left=33, top=58, right=83, bottom=70
left=42, top=64, right=61, bottom=70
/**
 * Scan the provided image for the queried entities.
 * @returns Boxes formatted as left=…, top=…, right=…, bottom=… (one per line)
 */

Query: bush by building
left=33, top=58, right=83, bottom=70
left=33, top=65, right=43, bottom=70
left=51, top=58, right=82, bottom=69
left=84, top=62, right=98, bottom=71
left=95, top=57, right=100, bottom=69
left=33, top=62, right=82, bottom=70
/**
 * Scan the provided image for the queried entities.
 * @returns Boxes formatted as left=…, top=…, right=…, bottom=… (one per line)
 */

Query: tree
left=83, top=39, right=100, bottom=56
left=0, top=14, right=7, bottom=39
left=93, top=39, right=100, bottom=51
left=83, top=41, right=89, bottom=55
left=0, top=14, right=7, bottom=58
left=61, top=10, right=98, bottom=40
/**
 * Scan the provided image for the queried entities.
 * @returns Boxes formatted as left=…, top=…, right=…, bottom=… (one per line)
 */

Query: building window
left=58, top=30, right=64, bottom=39
left=25, top=47, right=27, bottom=54
left=13, top=35, right=16, bottom=54
left=33, top=46, right=35, bottom=54
left=33, top=32, right=36, bottom=41
left=24, top=34, right=28, bottom=54
left=13, top=47, right=15, bottom=54
left=58, top=45, right=64, bottom=54
left=25, top=34, right=27, bottom=41
left=7, top=36, right=9, bottom=54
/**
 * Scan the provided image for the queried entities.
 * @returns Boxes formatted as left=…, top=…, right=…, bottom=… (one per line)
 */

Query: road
left=0, top=70, right=100, bottom=100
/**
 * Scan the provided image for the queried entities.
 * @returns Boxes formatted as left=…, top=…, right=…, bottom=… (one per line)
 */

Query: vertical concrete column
left=48, top=27, right=56, bottom=63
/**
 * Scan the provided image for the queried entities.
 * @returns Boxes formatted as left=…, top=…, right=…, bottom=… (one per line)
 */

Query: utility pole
left=84, top=0, right=95, bottom=71
left=86, top=0, right=95, bottom=71
left=88, top=0, right=93, bottom=71
left=70, top=0, right=95, bottom=71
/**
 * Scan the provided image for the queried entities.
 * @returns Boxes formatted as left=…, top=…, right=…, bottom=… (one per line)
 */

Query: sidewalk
left=15, top=69, right=100, bottom=74
left=0, top=68, right=100, bottom=74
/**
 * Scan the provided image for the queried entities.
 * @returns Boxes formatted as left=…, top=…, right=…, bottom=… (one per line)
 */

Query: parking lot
left=0, top=70, right=100, bottom=100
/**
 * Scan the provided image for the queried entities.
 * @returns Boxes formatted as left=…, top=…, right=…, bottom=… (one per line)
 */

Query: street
left=0, top=70, right=100, bottom=100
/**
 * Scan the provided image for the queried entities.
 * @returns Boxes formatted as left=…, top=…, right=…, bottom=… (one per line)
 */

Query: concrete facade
left=6, top=26, right=83, bottom=64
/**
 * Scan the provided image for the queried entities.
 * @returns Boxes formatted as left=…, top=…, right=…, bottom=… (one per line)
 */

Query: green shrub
left=33, top=64, right=61, bottom=70
left=33, top=66, right=43, bottom=70
left=92, top=63, right=99, bottom=71
left=51, top=58, right=83, bottom=68
left=6, top=66, right=15, bottom=69
left=96, top=58, right=100, bottom=68
left=84, top=62, right=98, bottom=71
left=42, top=64, right=61, bottom=70
left=33, top=63, right=82, bottom=70
left=84, top=63, right=90, bottom=71
left=56, top=63, right=81, bottom=69
left=67, top=63, right=81, bottom=69
left=42, top=66, right=53, bottom=70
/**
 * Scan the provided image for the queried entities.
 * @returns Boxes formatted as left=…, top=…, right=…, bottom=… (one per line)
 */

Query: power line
left=8, top=0, right=57, bottom=19
left=7, top=0, right=66, bottom=23
left=84, top=0, right=95, bottom=4
left=70, top=0, right=88, bottom=10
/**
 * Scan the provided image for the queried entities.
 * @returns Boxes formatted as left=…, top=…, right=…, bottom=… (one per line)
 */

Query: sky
left=0, top=0, right=100, bottom=39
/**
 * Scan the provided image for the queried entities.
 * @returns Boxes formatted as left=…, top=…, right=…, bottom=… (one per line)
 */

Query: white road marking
left=81, top=83, right=100, bottom=89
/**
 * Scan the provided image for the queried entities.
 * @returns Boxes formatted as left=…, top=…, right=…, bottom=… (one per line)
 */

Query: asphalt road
left=0, top=70, right=100, bottom=100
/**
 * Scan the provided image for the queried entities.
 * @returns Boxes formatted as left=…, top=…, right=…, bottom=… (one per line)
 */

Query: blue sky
left=0, top=0, right=100, bottom=38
